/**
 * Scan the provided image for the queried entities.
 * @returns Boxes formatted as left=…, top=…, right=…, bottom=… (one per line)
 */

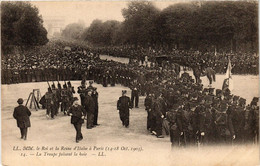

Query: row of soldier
left=40, top=80, right=99, bottom=129
left=143, top=71, right=259, bottom=146
left=80, top=53, right=259, bottom=146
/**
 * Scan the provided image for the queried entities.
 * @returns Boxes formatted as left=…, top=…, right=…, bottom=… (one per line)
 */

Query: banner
left=222, top=57, right=234, bottom=91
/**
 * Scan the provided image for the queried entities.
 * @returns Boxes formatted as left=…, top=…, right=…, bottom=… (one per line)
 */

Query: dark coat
left=13, top=105, right=31, bottom=128
left=68, top=105, right=85, bottom=124
left=84, top=95, right=95, bottom=114
left=117, top=96, right=131, bottom=111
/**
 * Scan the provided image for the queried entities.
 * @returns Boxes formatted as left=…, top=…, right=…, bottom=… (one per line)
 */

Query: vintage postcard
left=1, top=1, right=259, bottom=166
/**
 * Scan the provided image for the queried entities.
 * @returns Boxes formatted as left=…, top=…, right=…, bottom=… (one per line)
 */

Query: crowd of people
left=8, top=40, right=259, bottom=145
left=2, top=41, right=259, bottom=85
left=98, top=46, right=259, bottom=75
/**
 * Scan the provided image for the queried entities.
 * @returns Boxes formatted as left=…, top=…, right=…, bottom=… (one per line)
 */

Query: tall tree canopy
left=1, top=2, right=48, bottom=54
left=121, top=1, right=160, bottom=47
left=61, top=22, right=85, bottom=40
left=79, top=1, right=257, bottom=53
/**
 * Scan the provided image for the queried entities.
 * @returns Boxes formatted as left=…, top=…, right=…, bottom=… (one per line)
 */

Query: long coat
left=13, top=105, right=31, bottom=128
left=68, top=105, right=85, bottom=124
left=84, top=95, right=95, bottom=114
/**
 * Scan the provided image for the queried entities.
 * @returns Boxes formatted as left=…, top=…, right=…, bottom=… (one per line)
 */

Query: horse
left=192, top=66, right=216, bottom=86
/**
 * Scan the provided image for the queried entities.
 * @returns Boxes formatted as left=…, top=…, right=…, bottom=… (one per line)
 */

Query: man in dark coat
left=68, top=97, right=85, bottom=143
left=13, top=98, right=31, bottom=140
left=84, top=90, right=95, bottom=129
left=130, top=80, right=140, bottom=108
left=92, top=87, right=99, bottom=126
left=144, top=93, right=153, bottom=131
left=117, top=90, right=132, bottom=128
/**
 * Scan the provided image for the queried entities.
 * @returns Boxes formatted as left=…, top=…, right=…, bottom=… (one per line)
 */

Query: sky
left=30, top=1, right=184, bottom=28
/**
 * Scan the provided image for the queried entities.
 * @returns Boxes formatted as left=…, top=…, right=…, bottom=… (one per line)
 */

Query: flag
left=222, top=58, right=234, bottom=91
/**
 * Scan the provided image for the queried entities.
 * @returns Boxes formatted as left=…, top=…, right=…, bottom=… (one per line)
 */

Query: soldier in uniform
left=45, top=87, right=55, bottom=119
left=194, top=98, right=206, bottom=145
left=130, top=79, right=140, bottom=108
left=249, top=97, right=259, bottom=143
left=117, top=90, right=132, bottom=128
left=153, top=92, right=165, bottom=138
left=92, top=87, right=99, bottom=126
left=51, top=83, right=59, bottom=116
left=61, top=84, right=69, bottom=115
left=84, top=90, right=95, bottom=129
left=227, top=96, right=244, bottom=143
left=87, top=80, right=95, bottom=92
left=67, top=81, right=75, bottom=107
left=167, top=102, right=183, bottom=146
left=78, top=80, right=87, bottom=106
left=144, top=93, right=153, bottom=131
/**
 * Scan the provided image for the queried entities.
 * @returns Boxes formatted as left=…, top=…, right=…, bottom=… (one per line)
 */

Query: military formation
left=143, top=71, right=259, bottom=146
left=40, top=79, right=99, bottom=130
left=7, top=40, right=259, bottom=145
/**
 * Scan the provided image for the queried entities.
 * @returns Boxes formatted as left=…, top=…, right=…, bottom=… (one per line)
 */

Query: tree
left=82, top=19, right=122, bottom=46
left=61, top=22, right=85, bottom=40
left=1, top=2, right=48, bottom=54
left=122, top=2, right=160, bottom=47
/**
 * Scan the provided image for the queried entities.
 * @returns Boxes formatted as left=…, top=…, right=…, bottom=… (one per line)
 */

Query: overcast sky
left=31, top=1, right=184, bottom=28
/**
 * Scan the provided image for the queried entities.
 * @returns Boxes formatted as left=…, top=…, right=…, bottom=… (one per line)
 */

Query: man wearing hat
left=249, top=97, right=259, bottom=143
left=194, top=98, right=206, bottom=145
left=13, top=98, right=31, bottom=140
left=92, top=87, right=99, bottom=126
left=84, top=89, right=95, bottom=129
left=45, top=87, right=55, bottom=118
left=227, top=95, right=242, bottom=143
left=78, top=80, right=87, bottom=106
left=130, top=79, right=140, bottom=108
left=68, top=97, right=85, bottom=143
left=117, top=90, right=132, bottom=128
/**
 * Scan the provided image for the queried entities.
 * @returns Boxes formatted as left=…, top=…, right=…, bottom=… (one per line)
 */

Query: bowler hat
left=17, top=98, right=23, bottom=104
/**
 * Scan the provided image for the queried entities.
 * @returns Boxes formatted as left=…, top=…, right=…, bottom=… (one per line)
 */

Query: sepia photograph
left=1, top=1, right=259, bottom=166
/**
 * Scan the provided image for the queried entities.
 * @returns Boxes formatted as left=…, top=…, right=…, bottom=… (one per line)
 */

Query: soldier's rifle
left=47, top=81, right=51, bottom=89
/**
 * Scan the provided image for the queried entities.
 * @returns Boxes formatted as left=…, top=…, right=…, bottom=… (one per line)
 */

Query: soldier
left=78, top=80, right=87, bottom=106
left=13, top=98, right=31, bottom=140
left=45, top=88, right=55, bottom=119
left=86, top=80, right=95, bottom=92
left=117, top=90, right=132, bottom=128
left=194, top=98, right=206, bottom=145
left=130, top=79, right=140, bottom=108
left=249, top=97, right=259, bottom=143
left=167, top=102, right=183, bottom=146
left=92, top=87, right=99, bottom=126
left=153, top=92, right=165, bottom=138
left=84, top=90, right=95, bottom=129
left=51, top=83, right=59, bottom=116
left=67, top=81, right=75, bottom=107
left=61, top=84, right=69, bottom=115
left=144, top=93, right=153, bottom=131
left=227, top=96, right=244, bottom=144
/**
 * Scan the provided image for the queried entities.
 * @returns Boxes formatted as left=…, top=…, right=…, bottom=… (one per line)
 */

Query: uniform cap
left=233, top=96, right=240, bottom=101
left=239, top=98, right=246, bottom=105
